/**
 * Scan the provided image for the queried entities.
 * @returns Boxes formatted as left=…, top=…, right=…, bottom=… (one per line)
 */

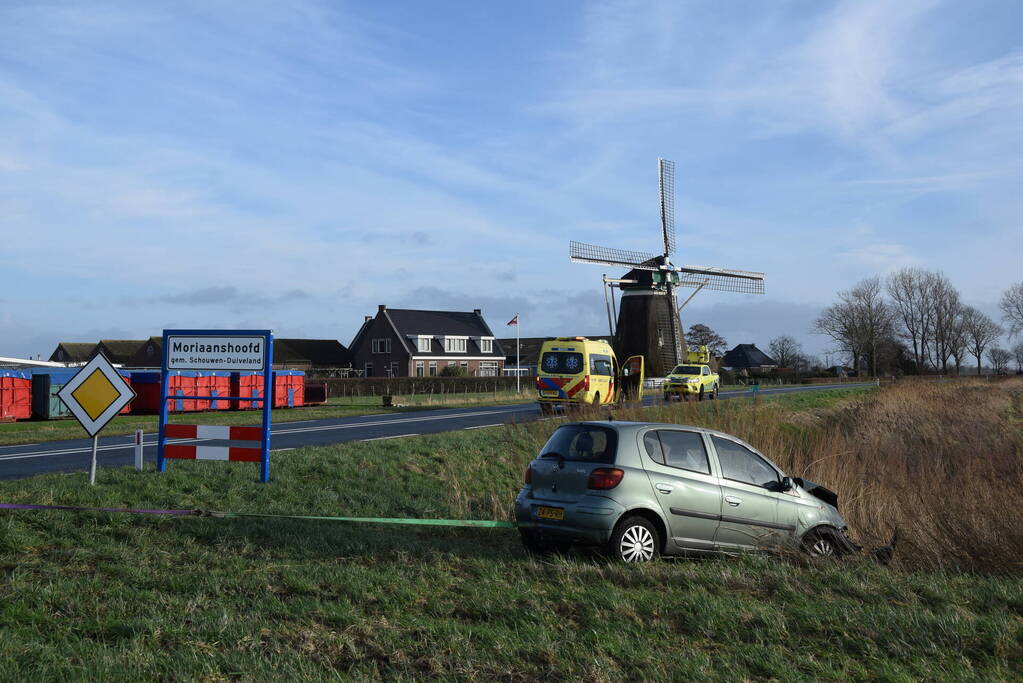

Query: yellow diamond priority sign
left=58, top=354, right=136, bottom=437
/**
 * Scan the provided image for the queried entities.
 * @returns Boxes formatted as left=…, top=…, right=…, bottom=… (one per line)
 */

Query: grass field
left=0, top=390, right=534, bottom=447
left=1, top=384, right=1021, bottom=678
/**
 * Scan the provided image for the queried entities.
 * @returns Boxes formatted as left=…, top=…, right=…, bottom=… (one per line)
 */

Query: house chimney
left=378, top=304, right=387, bottom=312
left=364, top=316, right=372, bottom=322
left=473, top=308, right=481, bottom=315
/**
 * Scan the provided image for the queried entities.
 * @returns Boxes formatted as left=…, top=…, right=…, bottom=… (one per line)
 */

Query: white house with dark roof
left=349, top=305, right=507, bottom=377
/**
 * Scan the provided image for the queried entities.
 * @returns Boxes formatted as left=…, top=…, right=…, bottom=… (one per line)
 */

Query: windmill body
left=570, top=159, right=765, bottom=377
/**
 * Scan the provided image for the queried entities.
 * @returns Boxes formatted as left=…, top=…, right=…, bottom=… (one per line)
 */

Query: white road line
left=272, top=448, right=295, bottom=452
left=464, top=424, right=502, bottom=430
left=0, top=443, right=39, bottom=449
left=360, top=433, right=419, bottom=442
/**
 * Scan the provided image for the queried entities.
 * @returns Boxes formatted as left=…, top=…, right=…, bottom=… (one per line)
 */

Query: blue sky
left=2, top=0, right=1021, bottom=360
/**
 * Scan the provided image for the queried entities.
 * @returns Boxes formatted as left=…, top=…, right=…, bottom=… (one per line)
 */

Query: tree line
left=813, top=269, right=1023, bottom=376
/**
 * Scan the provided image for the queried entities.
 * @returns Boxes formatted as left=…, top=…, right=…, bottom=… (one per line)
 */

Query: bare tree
left=961, top=306, right=1002, bottom=375
left=813, top=276, right=895, bottom=376
left=1012, top=341, right=1023, bottom=374
left=947, top=305, right=969, bottom=375
left=1000, top=282, right=1023, bottom=338
left=887, top=267, right=934, bottom=372
left=987, top=348, right=1012, bottom=375
left=686, top=324, right=728, bottom=356
left=768, top=335, right=803, bottom=369
left=925, top=272, right=962, bottom=373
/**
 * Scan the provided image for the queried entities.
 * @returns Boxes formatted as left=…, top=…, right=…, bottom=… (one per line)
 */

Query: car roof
left=566, top=420, right=752, bottom=444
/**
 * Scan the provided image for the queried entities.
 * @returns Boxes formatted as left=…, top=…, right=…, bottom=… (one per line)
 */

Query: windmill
left=570, top=158, right=765, bottom=377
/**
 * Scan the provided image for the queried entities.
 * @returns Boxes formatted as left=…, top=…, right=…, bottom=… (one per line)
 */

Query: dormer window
left=480, top=338, right=493, bottom=353
left=417, top=336, right=431, bottom=353
left=444, top=337, right=467, bottom=353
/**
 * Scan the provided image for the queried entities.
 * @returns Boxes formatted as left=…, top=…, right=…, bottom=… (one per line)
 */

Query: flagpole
left=516, top=315, right=520, bottom=394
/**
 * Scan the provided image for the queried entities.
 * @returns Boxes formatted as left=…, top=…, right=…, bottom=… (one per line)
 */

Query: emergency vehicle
left=535, top=337, right=644, bottom=411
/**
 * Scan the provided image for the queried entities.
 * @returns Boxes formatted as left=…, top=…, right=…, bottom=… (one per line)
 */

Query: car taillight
left=524, top=465, right=532, bottom=485
left=583, top=375, right=590, bottom=390
left=587, top=468, right=624, bottom=490
left=535, top=376, right=544, bottom=389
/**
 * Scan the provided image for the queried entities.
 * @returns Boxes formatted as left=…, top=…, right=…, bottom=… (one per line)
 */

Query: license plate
left=540, top=391, right=559, bottom=397
left=537, top=506, right=564, bottom=520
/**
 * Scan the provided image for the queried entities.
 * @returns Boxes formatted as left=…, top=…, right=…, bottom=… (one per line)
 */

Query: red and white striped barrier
left=163, top=423, right=264, bottom=462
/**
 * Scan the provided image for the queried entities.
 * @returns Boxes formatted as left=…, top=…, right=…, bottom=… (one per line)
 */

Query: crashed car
left=516, top=420, right=856, bottom=562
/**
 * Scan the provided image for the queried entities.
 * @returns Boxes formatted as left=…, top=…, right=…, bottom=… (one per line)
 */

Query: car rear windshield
left=671, top=366, right=702, bottom=375
left=539, top=424, right=618, bottom=464
left=541, top=352, right=585, bottom=375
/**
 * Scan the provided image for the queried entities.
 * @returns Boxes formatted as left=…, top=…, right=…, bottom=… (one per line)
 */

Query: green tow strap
left=216, top=511, right=518, bottom=528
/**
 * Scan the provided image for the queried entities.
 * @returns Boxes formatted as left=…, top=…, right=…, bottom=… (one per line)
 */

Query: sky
left=1, top=0, right=1021, bottom=361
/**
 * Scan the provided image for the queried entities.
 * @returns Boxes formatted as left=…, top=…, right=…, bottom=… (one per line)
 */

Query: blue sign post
left=156, top=329, right=274, bottom=482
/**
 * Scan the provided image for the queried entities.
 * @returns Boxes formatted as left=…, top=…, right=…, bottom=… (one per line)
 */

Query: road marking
left=464, top=424, right=502, bottom=430
left=360, top=434, right=419, bottom=442
left=272, top=448, right=295, bottom=452
left=0, top=443, right=39, bottom=449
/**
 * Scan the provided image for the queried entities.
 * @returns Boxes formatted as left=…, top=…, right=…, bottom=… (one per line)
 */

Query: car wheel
left=608, top=516, right=659, bottom=563
left=698, top=386, right=705, bottom=402
left=592, top=392, right=601, bottom=406
left=803, top=528, right=846, bottom=558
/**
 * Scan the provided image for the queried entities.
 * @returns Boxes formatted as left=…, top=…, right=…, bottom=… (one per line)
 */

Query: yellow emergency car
left=535, top=337, right=644, bottom=411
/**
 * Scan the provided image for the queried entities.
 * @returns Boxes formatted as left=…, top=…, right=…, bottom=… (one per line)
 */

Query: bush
left=440, top=365, right=468, bottom=377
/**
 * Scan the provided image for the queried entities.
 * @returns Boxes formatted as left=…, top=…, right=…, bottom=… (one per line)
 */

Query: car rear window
left=541, top=352, right=585, bottom=375
left=539, top=424, right=617, bottom=464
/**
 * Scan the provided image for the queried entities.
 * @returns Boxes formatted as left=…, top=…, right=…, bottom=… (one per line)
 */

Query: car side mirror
left=780, top=476, right=793, bottom=491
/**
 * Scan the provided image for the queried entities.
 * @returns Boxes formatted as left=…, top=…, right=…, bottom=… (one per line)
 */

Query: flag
left=507, top=314, right=518, bottom=326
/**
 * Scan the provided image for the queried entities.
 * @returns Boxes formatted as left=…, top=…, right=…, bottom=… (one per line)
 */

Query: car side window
left=702, top=367, right=709, bottom=375
left=658, top=430, right=711, bottom=474
left=711, top=436, right=779, bottom=488
left=643, top=432, right=665, bottom=465
left=644, top=430, right=710, bottom=475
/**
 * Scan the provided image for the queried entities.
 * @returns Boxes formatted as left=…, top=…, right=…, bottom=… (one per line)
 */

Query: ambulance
left=535, top=337, right=644, bottom=411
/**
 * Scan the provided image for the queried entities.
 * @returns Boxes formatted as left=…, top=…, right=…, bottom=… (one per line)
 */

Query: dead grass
left=500, top=379, right=1023, bottom=573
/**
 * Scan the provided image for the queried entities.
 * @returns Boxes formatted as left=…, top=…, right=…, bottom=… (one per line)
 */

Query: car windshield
left=671, top=366, right=701, bottom=375
left=541, top=352, right=585, bottom=375
left=539, top=424, right=617, bottom=464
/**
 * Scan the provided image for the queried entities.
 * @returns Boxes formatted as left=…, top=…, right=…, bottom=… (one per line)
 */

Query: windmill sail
left=658, top=158, right=675, bottom=257
left=569, top=241, right=661, bottom=270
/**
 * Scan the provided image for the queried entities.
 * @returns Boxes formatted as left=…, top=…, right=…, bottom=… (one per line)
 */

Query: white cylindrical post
left=88, top=435, right=98, bottom=485
left=516, top=317, right=521, bottom=394
left=134, top=429, right=144, bottom=471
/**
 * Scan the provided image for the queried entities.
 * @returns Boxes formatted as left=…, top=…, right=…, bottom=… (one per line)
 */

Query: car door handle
left=655, top=483, right=673, bottom=494
left=724, top=496, right=742, bottom=507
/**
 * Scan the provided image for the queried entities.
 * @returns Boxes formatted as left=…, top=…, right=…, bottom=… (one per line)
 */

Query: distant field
left=0, top=383, right=1019, bottom=679
left=0, top=390, right=534, bottom=446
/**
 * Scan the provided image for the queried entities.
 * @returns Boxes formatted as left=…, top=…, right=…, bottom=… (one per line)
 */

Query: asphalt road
left=0, top=383, right=873, bottom=481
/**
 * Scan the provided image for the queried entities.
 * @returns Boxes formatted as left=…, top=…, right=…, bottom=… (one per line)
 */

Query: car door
left=709, top=435, right=794, bottom=550
left=641, top=428, right=722, bottom=551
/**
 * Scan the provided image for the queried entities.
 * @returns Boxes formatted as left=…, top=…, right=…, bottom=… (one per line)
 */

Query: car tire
left=698, top=386, right=705, bottom=402
left=592, top=392, right=601, bottom=406
left=608, top=515, right=659, bottom=563
left=802, top=528, right=847, bottom=558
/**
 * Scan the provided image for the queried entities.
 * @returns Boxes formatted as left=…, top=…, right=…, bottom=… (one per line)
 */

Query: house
left=273, top=339, right=351, bottom=370
left=350, top=306, right=506, bottom=377
left=96, top=339, right=150, bottom=365
left=48, top=342, right=97, bottom=364
left=720, top=344, right=778, bottom=371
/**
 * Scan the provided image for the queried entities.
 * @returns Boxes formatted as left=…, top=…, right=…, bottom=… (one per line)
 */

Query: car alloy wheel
left=804, top=529, right=842, bottom=557
left=611, top=516, right=658, bottom=562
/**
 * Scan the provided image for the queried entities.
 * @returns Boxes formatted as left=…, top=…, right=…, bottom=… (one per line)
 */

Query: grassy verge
left=0, top=390, right=534, bottom=446
left=1, top=384, right=1021, bottom=679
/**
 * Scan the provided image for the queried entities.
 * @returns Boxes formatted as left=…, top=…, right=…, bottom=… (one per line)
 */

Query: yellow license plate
left=537, top=506, right=564, bottom=520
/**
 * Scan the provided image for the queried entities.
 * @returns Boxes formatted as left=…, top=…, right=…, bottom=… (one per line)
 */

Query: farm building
left=720, top=344, right=778, bottom=371
left=48, top=342, right=95, bottom=364
left=350, top=305, right=505, bottom=377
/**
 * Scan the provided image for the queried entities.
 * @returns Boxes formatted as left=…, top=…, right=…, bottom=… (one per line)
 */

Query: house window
left=480, top=338, right=493, bottom=353
left=460, top=361, right=468, bottom=371
left=364, top=362, right=373, bottom=378
left=371, top=338, right=391, bottom=354
left=417, top=336, right=431, bottom=352
left=444, top=337, right=467, bottom=353
left=390, top=362, right=400, bottom=377
left=429, top=361, right=438, bottom=376
left=415, top=361, right=424, bottom=377
left=480, top=361, right=499, bottom=377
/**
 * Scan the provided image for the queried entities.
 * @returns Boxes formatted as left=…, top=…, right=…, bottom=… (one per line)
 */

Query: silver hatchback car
left=515, top=421, right=854, bottom=562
